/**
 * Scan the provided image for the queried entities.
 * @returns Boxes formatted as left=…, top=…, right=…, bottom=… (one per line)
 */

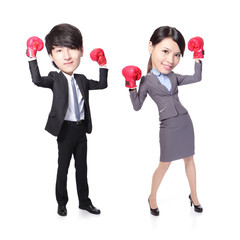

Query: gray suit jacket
left=130, top=62, right=202, bottom=121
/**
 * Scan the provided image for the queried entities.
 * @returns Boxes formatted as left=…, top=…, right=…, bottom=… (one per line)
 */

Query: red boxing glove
left=122, top=66, right=142, bottom=88
left=26, top=36, right=44, bottom=58
left=188, top=37, right=204, bottom=59
left=90, top=48, right=107, bottom=66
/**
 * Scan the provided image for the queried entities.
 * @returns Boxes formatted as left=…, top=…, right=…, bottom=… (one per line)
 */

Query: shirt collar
left=151, top=68, right=165, bottom=77
left=62, top=71, right=75, bottom=81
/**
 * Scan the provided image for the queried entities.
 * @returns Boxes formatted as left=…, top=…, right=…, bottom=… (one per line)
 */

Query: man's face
left=49, top=46, right=83, bottom=75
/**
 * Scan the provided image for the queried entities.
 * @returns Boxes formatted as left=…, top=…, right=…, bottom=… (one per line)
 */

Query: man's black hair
left=45, top=23, right=83, bottom=68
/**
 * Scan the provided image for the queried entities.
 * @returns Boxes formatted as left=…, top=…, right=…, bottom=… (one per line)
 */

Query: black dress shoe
left=189, top=195, right=203, bottom=213
left=79, top=203, right=101, bottom=215
left=58, top=205, right=67, bottom=216
left=148, top=199, right=160, bottom=216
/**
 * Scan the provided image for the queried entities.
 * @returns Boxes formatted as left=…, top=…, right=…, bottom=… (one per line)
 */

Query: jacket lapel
left=74, top=74, right=86, bottom=100
left=167, top=72, right=177, bottom=94
left=59, top=72, right=68, bottom=99
left=150, top=72, right=172, bottom=94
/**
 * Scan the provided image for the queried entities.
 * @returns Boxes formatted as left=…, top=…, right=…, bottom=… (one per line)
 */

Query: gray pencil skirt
left=160, top=113, right=195, bottom=162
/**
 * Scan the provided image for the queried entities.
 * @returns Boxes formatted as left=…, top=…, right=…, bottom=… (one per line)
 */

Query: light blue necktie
left=71, top=77, right=80, bottom=121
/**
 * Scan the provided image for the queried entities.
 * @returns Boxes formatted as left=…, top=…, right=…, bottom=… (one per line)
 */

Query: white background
left=1, top=0, right=240, bottom=239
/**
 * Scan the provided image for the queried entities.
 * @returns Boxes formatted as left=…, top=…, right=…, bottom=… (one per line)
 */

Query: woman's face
left=149, top=37, right=181, bottom=74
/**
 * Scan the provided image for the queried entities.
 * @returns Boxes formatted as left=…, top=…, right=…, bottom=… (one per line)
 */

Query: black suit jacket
left=29, top=60, right=108, bottom=136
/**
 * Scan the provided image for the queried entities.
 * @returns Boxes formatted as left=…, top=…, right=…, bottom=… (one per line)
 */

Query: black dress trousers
left=56, top=121, right=90, bottom=206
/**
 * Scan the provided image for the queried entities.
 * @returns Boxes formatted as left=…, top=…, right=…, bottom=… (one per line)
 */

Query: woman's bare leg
left=149, top=161, right=171, bottom=209
left=184, top=156, right=200, bottom=205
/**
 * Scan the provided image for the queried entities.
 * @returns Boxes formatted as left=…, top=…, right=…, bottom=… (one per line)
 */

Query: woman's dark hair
left=45, top=23, right=83, bottom=68
left=147, top=26, right=185, bottom=73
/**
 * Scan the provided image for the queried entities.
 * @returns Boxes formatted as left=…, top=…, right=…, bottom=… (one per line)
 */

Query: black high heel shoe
left=189, top=195, right=203, bottom=213
left=148, top=199, right=160, bottom=216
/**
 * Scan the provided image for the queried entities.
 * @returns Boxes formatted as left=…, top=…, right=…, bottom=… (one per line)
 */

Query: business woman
left=128, top=26, right=203, bottom=216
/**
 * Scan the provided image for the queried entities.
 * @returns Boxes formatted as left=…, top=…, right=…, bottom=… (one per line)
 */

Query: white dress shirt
left=62, top=72, right=85, bottom=121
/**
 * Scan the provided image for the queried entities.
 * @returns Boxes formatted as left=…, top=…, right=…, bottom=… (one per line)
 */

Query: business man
left=27, top=23, right=108, bottom=216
